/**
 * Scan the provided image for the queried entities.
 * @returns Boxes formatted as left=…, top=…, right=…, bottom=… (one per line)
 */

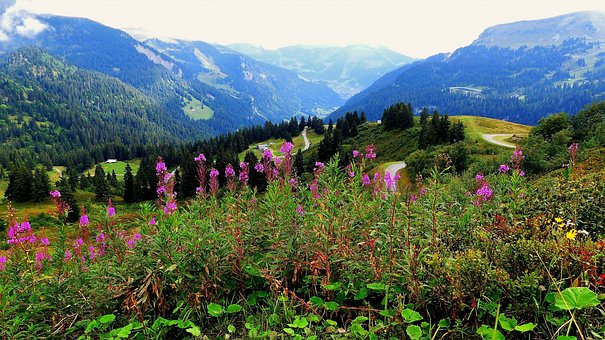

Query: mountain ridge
left=228, top=44, right=415, bottom=99
left=330, top=11, right=605, bottom=125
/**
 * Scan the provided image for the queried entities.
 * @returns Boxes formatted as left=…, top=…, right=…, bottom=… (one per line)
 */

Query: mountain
left=228, top=44, right=414, bottom=99
left=331, top=12, right=605, bottom=125
left=0, top=47, right=205, bottom=169
left=0, top=15, right=342, bottom=133
left=146, top=39, right=343, bottom=120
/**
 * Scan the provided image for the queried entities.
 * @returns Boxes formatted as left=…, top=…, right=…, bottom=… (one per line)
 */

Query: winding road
left=301, top=127, right=311, bottom=151
left=385, top=161, right=407, bottom=181
left=482, top=134, right=516, bottom=148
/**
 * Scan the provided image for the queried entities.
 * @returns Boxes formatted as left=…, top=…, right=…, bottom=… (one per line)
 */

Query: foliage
left=1, top=139, right=604, bottom=339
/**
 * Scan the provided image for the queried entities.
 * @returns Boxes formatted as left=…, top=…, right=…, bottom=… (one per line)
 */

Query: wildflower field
left=1, top=139, right=604, bottom=339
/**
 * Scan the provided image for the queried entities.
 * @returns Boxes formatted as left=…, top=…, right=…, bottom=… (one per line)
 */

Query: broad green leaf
left=207, top=303, right=224, bottom=317
left=85, top=320, right=99, bottom=333
left=99, top=314, right=116, bottom=324
left=477, top=325, right=505, bottom=340
left=379, top=309, right=396, bottom=318
left=498, top=314, right=517, bottom=331
left=401, top=308, right=423, bottom=323
left=354, top=287, right=368, bottom=300
left=406, top=325, right=422, bottom=340
left=352, top=316, right=369, bottom=324
left=293, top=317, right=308, bottom=328
left=324, top=301, right=339, bottom=311
left=515, top=323, right=536, bottom=332
left=116, top=325, right=132, bottom=338
left=323, top=282, right=342, bottom=290
left=309, top=296, right=324, bottom=306
left=283, top=328, right=295, bottom=335
left=438, top=319, right=450, bottom=328
left=186, top=326, right=201, bottom=336
left=228, top=324, right=236, bottom=333
left=554, top=287, right=600, bottom=310
left=226, top=304, right=242, bottom=313
left=367, top=282, right=387, bottom=291
left=325, top=320, right=338, bottom=326
left=556, top=336, right=577, bottom=340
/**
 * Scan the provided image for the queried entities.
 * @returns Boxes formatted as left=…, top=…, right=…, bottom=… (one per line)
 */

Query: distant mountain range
left=0, top=15, right=345, bottom=136
left=331, top=11, right=605, bottom=125
left=228, top=44, right=414, bottom=99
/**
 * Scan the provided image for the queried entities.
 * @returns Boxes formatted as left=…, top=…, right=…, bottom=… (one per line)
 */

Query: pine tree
left=294, top=149, right=305, bottom=176
left=123, top=163, right=134, bottom=203
left=244, top=151, right=266, bottom=192
left=94, top=164, right=110, bottom=202
left=5, top=164, right=32, bottom=203
left=31, top=167, right=51, bottom=203
left=360, top=111, right=367, bottom=124
left=57, top=176, right=80, bottom=223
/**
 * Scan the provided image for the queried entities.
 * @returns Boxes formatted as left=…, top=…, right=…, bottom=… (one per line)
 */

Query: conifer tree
left=123, top=163, right=134, bottom=203
left=94, top=164, right=110, bottom=202
left=31, top=167, right=51, bottom=203
left=294, top=148, right=305, bottom=176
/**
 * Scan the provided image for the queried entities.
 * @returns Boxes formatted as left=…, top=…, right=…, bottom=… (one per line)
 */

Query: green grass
left=238, top=129, right=324, bottom=161
left=183, top=97, right=214, bottom=120
left=85, top=160, right=141, bottom=178
left=348, top=123, right=418, bottom=162
left=452, top=116, right=532, bottom=142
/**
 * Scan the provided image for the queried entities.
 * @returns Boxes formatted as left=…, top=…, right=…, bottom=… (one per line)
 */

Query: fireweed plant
left=0, top=142, right=604, bottom=338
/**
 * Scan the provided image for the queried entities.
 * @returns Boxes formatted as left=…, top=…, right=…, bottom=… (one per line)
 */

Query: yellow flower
left=566, top=229, right=577, bottom=240
left=554, top=217, right=563, bottom=223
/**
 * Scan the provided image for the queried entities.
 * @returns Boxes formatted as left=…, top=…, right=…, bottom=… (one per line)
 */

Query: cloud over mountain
left=0, top=0, right=47, bottom=41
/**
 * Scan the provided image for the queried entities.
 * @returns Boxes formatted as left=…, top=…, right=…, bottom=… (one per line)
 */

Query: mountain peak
left=473, top=11, right=605, bottom=49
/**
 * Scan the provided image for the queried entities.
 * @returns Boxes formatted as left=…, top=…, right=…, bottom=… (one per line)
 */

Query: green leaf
left=379, top=309, right=396, bottom=318
left=401, top=308, right=423, bottom=323
left=99, top=314, right=116, bottom=325
left=515, top=323, right=536, bottom=332
left=554, top=287, right=600, bottom=311
left=498, top=314, right=517, bottom=331
left=354, top=287, right=368, bottom=300
left=186, top=326, right=201, bottom=336
left=291, top=317, right=308, bottom=328
left=556, top=336, right=577, bottom=340
left=306, top=336, right=317, bottom=340
left=85, top=320, right=99, bottom=333
left=438, top=319, right=450, bottom=328
left=477, top=325, right=505, bottom=340
left=324, top=301, right=339, bottom=311
left=207, top=303, right=224, bottom=317
left=309, top=296, right=324, bottom=306
left=406, top=325, right=422, bottom=340
left=367, top=282, right=387, bottom=291
left=228, top=324, right=236, bottom=333
left=116, top=325, right=132, bottom=338
left=325, top=320, right=338, bottom=326
left=323, top=282, right=342, bottom=291
left=352, top=316, right=369, bottom=324
left=283, top=328, right=295, bottom=335
left=226, top=304, right=242, bottom=313
left=165, top=264, right=177, bottom=272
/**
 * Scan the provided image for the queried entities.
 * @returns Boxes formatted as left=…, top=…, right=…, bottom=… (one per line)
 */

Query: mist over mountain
left=229, top=44, right=414, bottom=99
left=331, top=11, right=605, bottom=125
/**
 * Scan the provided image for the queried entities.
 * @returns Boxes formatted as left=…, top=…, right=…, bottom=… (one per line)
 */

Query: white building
left=106, top=159, right=118, bottom=163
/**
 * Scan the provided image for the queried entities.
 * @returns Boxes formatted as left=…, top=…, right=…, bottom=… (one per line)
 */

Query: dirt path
left=301, top=127, right=310, bottom=151
left=385, top=162, right=407, bottom=180
left=482, top=134, right=516, bottom=148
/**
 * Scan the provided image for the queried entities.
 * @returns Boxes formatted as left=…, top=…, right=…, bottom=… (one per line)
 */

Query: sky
left=8, top=0, right=605, bottom=58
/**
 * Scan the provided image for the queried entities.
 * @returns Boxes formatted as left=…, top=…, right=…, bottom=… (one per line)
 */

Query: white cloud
left=0, top=0, right=47, bottom=40
left=17, top=0, right=605, bottom=58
